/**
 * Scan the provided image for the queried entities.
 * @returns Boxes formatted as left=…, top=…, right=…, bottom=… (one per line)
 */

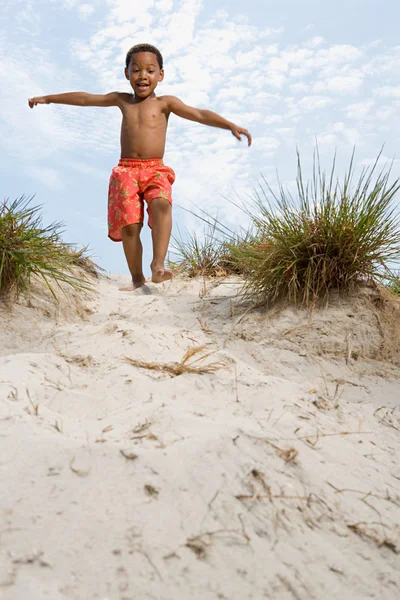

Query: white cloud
left=374, top=106, right=395, bottom=121
left=305, top=36, right=325, bottom=48
left=344, top=101, right=396, bottom=129
left=363, top=46, right=400, bottom=76
left=109, top=0, right=155, bottom=22
left=275, top=44, right=364, bottom=81
left=315, top=133, right=338, bottom=146
left=289, top=82, right=308, bottom=93
left=62, top=0, right=77, bottom=8
left=313, top=74, right=364, bottom=94
left=276, top=127, right=296, bottom=137
left=368, top=39, right=383, bottom=48
left=315, top=122, right=362, bottom=148
left=264, top=45, right=279, bottom=55
left=286, top=95, right=334, bottom=117
left=250, top=136, right=280, bottom=152
left=265, top=71, right=287, bottom=89
left=264, top=114, right=284, bottom=125
left=345, top=101, right=374, bottom=120
left=78, top=4, right=95, bottom=19
left=258, top=27, right=284, bottom=38
left=324, top=45, right=363, bottom=64
left=302, top=95, right=334, bottom=109
left=0, top=48, right=79, bottom=158
left=375, top=85, right=400, bottom=98
left=155, top=0, right=174, bottom=12
left=235, top=49, right=263, bottom=68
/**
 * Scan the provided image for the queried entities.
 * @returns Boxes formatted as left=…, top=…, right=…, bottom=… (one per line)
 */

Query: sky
left=1, top=0, right=400, bottom=275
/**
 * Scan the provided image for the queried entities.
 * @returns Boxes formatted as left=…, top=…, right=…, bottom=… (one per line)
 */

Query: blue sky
left=1, top=0, right=399, bottom=275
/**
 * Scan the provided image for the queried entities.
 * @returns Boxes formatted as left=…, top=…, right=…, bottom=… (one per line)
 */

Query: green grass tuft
left=385, top=271, right=400, bottom=296
left=227, top=149, right=400, bottom=306
left=170, top=213, right=259, bottom=279
left=170, top=223, right=229, bottom=278
left=0, top=195, right=98, bottom=299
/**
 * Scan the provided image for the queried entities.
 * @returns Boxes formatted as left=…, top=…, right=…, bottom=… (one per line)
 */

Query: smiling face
left=125, top=51, right=164, bottom=99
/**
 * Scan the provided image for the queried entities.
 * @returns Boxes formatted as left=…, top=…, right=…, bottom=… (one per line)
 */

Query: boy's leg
left=120, top=223, right=146, bottom=291
left=149, top=197, right=173, bottom=283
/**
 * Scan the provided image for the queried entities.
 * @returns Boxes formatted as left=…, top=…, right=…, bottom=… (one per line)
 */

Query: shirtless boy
left=29, top=43, right=252, bottom=290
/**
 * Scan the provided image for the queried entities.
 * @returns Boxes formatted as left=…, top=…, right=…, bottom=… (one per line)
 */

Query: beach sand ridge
left=1, top=274, right=399, bottom=599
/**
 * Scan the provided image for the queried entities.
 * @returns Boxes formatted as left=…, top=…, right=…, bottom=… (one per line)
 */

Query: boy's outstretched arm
left=28, top=92, right=121, bottom=108
left=165, top=96, right=252, bottom=146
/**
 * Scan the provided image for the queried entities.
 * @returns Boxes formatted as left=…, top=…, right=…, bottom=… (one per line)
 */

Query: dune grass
left=169, top=222, right=234, bottom=277
left=169, top=223, right=221, bottom=277
left=170, top=219, right=259, bottom=278
left=385, top=271, right=400, bottom=296
left=172, top=149, right=400, bottom=306
left=0, top=195, right=98, bottom=299
left=232, top=150, right=400, bottom=306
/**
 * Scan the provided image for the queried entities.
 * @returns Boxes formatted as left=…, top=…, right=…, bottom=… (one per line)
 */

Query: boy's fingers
left=240, top=129, right=252, bottom=146
left=234, top=128, right=252, bottom=146
left=232, top=129, right=241, bottom=141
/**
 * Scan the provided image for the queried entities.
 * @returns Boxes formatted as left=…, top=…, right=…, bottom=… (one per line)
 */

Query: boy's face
left=125, top=52, right=164, bottom=99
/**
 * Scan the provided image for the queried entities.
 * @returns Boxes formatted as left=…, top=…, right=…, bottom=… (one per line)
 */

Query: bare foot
left=151, top=266, right=173, bottom=284
left=119, top=276, right=146, bottom=291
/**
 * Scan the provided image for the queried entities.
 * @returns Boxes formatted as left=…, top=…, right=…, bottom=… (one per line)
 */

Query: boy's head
left=126, top=44, right=163, bottom=70
left=125, top=44, right=164, bottom=99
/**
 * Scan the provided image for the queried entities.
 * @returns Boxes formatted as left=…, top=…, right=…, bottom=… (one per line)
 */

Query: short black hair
left=125, top=44, right=163, bottom=70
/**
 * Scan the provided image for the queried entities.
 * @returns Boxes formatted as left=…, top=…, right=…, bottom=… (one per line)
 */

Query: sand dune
left=1, top=274, right=400, bottom=599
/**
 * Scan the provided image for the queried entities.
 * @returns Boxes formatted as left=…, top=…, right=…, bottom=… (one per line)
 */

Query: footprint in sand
left=133, top=284, right=156, bottom=295
left=119, top=283, right=160, bottom=295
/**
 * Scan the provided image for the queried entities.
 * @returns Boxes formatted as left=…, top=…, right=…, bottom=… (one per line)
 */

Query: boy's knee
left=151, top=197, right=171, bottom=212
left=122, top=223, right=142, bottom=237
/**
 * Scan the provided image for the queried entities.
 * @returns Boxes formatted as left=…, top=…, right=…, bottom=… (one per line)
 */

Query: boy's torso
left=118, top=93, right=170, bottom=160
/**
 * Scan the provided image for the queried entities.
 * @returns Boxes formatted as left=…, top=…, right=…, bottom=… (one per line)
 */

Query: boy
left=29, top=43, right=252, bottom=290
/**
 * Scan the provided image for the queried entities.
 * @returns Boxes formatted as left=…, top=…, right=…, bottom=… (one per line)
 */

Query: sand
left=1, top=274, right=400, bottom=600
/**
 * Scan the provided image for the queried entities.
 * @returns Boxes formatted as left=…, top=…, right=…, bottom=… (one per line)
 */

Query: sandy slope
left=1, top=275, right=400, bottom=600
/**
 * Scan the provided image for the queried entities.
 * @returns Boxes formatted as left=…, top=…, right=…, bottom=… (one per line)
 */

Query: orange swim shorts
left=108, top=158, right=175, bottom=242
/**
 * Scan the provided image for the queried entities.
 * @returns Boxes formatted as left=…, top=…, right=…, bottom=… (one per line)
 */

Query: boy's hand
left=231, top=125, right=252, bottom=146
left=28, top=96, right=48, bottom=108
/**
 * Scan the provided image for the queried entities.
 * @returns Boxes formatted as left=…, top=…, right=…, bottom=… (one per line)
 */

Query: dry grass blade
left=236, top=493, right=312, bottom=502
left=180, top=345, right=208, bottom=365
left=348, top=523, right=399, bottom=554
left=125, top=346, right=228, bottom=377
left=67, top=245, right=103, bottom=278
left=241, top=432, right=299, bottom=463
left=144, top=484, right=159, bottom=498
left=236, top=469, right=311, bottom=505
left=185, top=528, right=250, bottom=559
left=132, top=421, right=152, bottom=434
left=326, top=481, right=400, bottom=505
left=26, top=389, right=39, bottom=415
left=294, top=429, right=373, bottom=447
left=120, top=449, right=139, bottom=460
left=278, top=447, right=298, bottom=463
left=373, top=406, right=400, bottom=431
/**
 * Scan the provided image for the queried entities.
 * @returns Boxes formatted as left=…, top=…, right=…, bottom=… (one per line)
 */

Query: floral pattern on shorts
left=108, top=158, right=175, bottom=242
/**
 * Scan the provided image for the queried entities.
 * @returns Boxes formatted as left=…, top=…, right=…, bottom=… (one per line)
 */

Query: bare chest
left=122, top=101, right=166, bottom=129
